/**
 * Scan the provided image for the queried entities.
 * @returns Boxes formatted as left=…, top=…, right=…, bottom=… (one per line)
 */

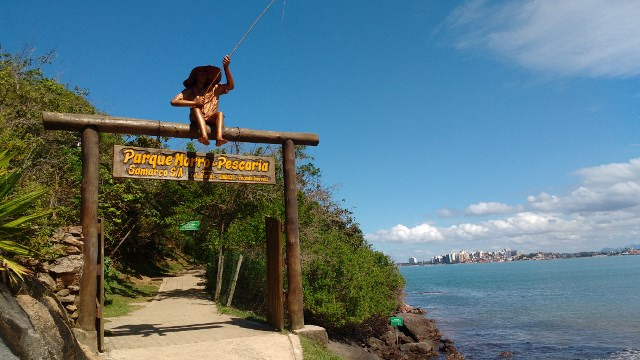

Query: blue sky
left=3, top=1, right=640, bottom=261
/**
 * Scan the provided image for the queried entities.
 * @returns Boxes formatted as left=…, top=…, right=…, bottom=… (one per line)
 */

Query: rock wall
left=0, top=226, right=97, bottom=359
left=0, top=275, right=93, bottom=359
left=30, top=226, right=85, bottom=325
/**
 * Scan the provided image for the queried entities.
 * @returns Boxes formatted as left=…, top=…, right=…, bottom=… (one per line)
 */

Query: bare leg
left=193, top=109, right=210, bottom=145
left=214, top=112, right=227, bottom=147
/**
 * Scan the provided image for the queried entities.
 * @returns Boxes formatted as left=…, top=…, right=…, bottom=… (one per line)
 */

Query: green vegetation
left=215, top=304, right=266, bottom=324
left=0, top=150, right=48, bottom=282
left=103, top=280, right=159, bottom=318
left=299, top=336, right=344, bottom=360
left=0, top=49, right=405, bottom=340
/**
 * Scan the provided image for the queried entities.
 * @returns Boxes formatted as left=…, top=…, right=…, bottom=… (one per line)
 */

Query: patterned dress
left=174, top=84, right=230, bottom=122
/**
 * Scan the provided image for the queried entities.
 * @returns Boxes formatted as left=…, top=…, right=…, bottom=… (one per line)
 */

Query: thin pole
left=78, top=126, right=99, bottom=332
left=229, top=0, right=277, bottom=58
left=283, top=139, right=304, bottom=330
left=204, top=0, right=277, bottom=94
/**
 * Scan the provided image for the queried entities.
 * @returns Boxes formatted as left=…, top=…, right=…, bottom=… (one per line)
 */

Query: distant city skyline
left=401, top=245, right=640, bottom=265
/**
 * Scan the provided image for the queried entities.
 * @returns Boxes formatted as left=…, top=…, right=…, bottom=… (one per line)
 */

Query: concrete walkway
left=101, top=270, right=302, bottom=360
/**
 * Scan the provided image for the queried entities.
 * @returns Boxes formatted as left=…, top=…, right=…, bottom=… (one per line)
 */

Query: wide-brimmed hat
left=183, top=65, right=221, bottom=87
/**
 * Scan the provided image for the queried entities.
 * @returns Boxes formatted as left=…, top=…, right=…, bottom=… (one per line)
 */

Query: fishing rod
left=205, top=0, right=278, bottom=95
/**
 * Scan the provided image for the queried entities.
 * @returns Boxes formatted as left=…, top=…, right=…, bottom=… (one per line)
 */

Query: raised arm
left=222, top=55, right=234, bottom=91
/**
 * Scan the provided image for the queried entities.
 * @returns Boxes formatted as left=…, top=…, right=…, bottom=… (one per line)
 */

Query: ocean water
left=400, top=256, right=640, bottom=359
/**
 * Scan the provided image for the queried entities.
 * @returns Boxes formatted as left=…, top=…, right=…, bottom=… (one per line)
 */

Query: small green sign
left=389, top=316, right=403, bottom=327
left=179, top=221, right=200, bottom=231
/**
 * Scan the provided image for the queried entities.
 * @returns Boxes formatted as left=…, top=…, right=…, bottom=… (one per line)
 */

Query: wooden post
left=283, top=139, right=304, bottom=330
left=97, top=218, right=104, bottom=352
left=266, top=217, right=284, bottom=330
left=78, top=126, right=99, bottom=332
left=226, top=254, right=243, bottom=307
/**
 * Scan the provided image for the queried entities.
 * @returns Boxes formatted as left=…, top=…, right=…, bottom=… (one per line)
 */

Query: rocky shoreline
left=328, top=304, right=464, bottom=359
left=364, top=304, right=464, bottom=359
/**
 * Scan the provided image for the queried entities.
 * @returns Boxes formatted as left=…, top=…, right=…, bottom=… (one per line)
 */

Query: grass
left=216, top=304, right=267, bottom=323
left=104, top=281, right=160, bottom=318
left=299, top=336, right=344, bottom=360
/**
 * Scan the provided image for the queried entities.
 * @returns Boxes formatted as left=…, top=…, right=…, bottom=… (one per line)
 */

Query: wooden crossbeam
left=42, top=112, right=319, bottom=146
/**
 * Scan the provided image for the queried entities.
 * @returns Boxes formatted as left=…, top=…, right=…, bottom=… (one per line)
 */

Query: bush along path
left=102, top=269, right=302, bottom=360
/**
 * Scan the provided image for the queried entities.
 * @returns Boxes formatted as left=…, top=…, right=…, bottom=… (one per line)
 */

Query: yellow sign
left=112, top=145, right=276, bottom=184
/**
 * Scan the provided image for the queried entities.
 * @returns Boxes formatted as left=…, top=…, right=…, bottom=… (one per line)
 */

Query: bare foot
left=198, top=136, right=210, bottom=146
left=215, top=139, right=228, bottom=147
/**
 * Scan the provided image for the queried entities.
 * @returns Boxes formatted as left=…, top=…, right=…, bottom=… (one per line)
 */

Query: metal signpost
left=390, top=316, right=404, bottom=348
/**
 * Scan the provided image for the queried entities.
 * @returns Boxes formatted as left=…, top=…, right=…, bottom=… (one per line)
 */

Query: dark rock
left=0, top=336, right=19, bottom=359
left=41, top=296, right=67, bottom=322
left=1, top=276, right=92, bottom=360
left=397, top=332, right=414, bottom=345
left=399, top=341, right=437, bottom=356
left=59, top=295, right=76, bottom=304
left=380, top=327, right=397, bottom=346
left=37, top=273, right=57, bottom=289
left=61, top=235, right=84, bottom=248
left=0, top=283, right=50, bottom=359
left=367, top=337, right=385, bottom=351
left=399, top=313, right=441, bottom=343
left=397, top=303, right=428, bottom=315
left=56, top=289, right=70, bottom=297
left=66, top=226, right=82, bottom=236
left=16, top=295, right=65, bottom=359
left=65, top=246, right=82, bottom=255
left=56, top=273, right=80, bottom=289
left=49, top=255, right=83, bottom=274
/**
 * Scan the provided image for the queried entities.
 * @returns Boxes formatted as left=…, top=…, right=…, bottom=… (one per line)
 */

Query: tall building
left=409, top=257, right=418, bottom=265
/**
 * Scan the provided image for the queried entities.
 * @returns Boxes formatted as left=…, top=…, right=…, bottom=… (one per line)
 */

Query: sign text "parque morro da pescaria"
left=112, top=145, right=276, bottom=184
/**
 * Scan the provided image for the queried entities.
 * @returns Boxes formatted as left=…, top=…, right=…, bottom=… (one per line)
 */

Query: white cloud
left=367, top=223, right=444, bottom=243
left=575, top=158, right=640, bottom=185
left=367, top=157, right=640, bottom=254
left=528, top=158, right=640, bottom=213
left=465, top=201, right=516, bottom=216
left=445, top=0, right=640, bottom=78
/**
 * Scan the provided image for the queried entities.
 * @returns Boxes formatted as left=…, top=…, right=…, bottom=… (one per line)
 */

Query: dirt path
left=101, top=270, right=302, bottom=360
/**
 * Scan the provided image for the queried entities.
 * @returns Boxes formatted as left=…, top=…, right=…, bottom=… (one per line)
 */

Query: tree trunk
left=226, top=254, right=243, bottom=307
left=214, top=245, right=224, bottom=302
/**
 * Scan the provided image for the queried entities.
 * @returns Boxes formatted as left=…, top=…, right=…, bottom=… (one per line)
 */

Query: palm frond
left=0, top=240, right=34, bottom=257
left=0, top=189, right=47, bottom=220
left=0, top=150, right=14, bottom=171
left=0, top=171, right=21, bottom=198
left=0, top=257, right=31, bottom=280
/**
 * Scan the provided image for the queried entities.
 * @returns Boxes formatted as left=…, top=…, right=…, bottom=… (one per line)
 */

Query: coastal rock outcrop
left=364, top=311, right=464, bottom=359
